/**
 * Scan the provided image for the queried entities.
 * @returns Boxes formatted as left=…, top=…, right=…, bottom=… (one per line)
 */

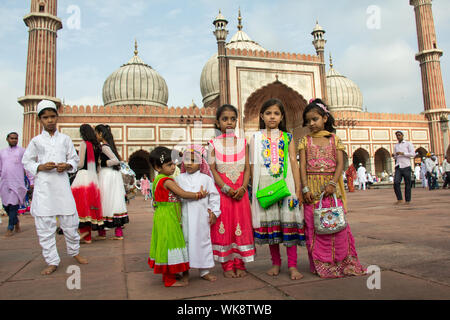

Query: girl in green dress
left=148, top=147, right=208, bottom=287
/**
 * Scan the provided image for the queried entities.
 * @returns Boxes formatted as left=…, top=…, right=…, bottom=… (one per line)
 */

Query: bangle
left=221, top=184, right=231, bottom=193
left=302, top=186, right=310, bottom=194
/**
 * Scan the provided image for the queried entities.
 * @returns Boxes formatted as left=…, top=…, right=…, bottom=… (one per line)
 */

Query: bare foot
left=235, top=269, right=248, bottom=278
left=79, top=231, right=89, bottom=240
left=404, top=201, right=411, bottom=205
left=289, top=267, right=304, bottom=280
left=201, top=273, right=217, bottom=282
left=223, top=270, right=237, bottom=278
left=14, top=222, right=21, bottom=233
left=112, top=236, right=124, bottom=240
left=170, top=280, right=188, bottom=287
left=182, top=271, right=189, bottom=283
left=394, top=200, right=404, bottom=205
left=41, top=265, right=58, bottom=275
left=73, top=254, right=88, bottom=264
left=93, top=235, right=106, bottom=241
left=267, top=265, right=280, bottom=276
left=80, top=239, right=92, bottom=244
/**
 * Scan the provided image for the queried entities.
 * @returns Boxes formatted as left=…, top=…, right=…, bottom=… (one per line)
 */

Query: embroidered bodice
left=153, top=176, right=180, bottom=203
left=210, top=136, right=246, bottom=184
left=305, top=135, right=337, bottom=174
left=261, top=132, right=292, bottom=178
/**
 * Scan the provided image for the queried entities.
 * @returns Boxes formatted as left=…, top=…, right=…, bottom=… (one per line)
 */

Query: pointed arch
left=128, top=149, right=152, bottom=180
left=243, top=80, right=308, bottom=144
left=374, top=147, right=392, bottom=175
left=352, top=148, right=371, bottom=172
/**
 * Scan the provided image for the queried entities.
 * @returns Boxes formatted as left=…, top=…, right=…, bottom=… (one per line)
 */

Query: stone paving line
left=0, top=187, right=449, bottom=300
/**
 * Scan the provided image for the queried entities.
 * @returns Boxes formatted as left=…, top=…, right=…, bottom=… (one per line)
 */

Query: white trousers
left=34, top=214, right=80, bottom=266
left=359, top=182, right=366, bottom=190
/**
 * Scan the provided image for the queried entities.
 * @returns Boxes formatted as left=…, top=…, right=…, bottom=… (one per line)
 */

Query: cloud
left=167, top=8, right=182, bottom=18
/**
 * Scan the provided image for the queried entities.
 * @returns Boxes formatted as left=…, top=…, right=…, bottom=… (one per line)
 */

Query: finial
left=329, top=52, right=333, bottom=68
left=238, top=7, right=243, bottom=30
left=134, top=39, right=138, bottom=56
left=275, top=74, right=279, bottom=82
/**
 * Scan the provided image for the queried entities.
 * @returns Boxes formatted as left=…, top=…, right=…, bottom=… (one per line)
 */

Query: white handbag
left=313, top=193, right=347, bottom=235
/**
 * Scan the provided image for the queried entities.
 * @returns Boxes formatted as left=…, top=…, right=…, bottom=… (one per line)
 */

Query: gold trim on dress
left=235, top=223, right=242, bottom=236
left=219, top=221, right=225, bottom=234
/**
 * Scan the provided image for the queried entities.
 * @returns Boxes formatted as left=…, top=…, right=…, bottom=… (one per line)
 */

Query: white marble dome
left=200, top=28, right=266, bottom=105
left=102, top=50, right=168, bottom=107
left=326, top=64, right=363, bottom=112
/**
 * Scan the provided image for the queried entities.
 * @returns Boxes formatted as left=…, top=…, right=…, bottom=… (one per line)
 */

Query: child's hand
left=56, top=163, right=72, bottom=173
left=38, top=162, right=57, bottom=172
left=227, top=188, right=237, bottom=198
left=323, top=184, right=336, bottom=198
left=296, top=189, right=304, bottom=206
left=198, top=185, right=209, bottom=199
left=208, top=209, right=217, bottom=225
left=304, top=191, right=314, bottom=204
left=232, top=186, right=246, bottom=200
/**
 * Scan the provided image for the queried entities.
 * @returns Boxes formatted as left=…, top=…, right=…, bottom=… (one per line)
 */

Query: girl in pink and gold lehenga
left=208, top=104, right=255, bottom=278
left=299, top=99, right=366, bottom=278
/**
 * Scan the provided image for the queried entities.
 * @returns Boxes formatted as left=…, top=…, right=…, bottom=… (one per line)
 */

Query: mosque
left=18, top=0, right=449, bottom=179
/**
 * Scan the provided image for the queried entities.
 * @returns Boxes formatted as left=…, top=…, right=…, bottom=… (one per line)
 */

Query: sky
left=1, top=0, right=449, bottom=149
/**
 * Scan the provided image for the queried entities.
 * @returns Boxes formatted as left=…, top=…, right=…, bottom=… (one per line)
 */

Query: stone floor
left=0, top=187, right=449, bottom=300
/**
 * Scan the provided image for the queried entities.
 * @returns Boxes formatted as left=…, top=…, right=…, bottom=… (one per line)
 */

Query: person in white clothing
left=442, top=155, right=450, bottom=189
left=175, top=145, right=221, bottom=282
left=357, top=163, right=367, bottom=190
left=22, top=100, right=88, bottom=275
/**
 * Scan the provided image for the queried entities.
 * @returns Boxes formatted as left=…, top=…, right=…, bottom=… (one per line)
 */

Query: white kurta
left=175, top=171, right=221, bottom=269
left=357, top=166, right=367, bottom=183
left=22, top=130, right=79, bottom=217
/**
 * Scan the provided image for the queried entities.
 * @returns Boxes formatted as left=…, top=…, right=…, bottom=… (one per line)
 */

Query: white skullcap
left=37, top=100, right=57, bottom=115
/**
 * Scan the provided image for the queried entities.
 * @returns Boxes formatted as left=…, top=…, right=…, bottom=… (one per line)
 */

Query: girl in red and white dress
left=208, top=104, right=255, bottom=278
left=71, top=124, right=103, bottom=244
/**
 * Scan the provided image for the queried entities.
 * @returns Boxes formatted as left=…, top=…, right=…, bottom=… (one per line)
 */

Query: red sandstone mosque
left=18, top=0, right=449, bottom=179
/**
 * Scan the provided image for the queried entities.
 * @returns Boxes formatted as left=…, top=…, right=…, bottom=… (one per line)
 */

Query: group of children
left=22, top=100, right=129, bottom=275
left=148, top=98, right=366, bottom=287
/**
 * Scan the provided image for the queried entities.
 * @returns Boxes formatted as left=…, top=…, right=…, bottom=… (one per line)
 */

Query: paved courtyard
left=0, top=187, right=449, bottom=300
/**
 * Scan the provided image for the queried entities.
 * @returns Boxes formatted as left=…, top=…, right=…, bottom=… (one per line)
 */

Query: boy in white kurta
left=175, top=145, right=221, bottom=282
left=22, top=100, right=88, bottom=275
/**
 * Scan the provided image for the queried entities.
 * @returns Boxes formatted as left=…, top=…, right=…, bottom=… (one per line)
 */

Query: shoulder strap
left=283, top=132, right=288, bottom=179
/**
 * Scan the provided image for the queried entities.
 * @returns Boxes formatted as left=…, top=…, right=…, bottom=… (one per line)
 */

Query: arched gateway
left=128, top=150, right=152, bottom=180
left=243, top=80, right=309, bottom=145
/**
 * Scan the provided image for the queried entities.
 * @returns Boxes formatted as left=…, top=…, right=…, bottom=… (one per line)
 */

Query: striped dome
left=102, top=51, right=168, bottom=107
left=326, top=65, right=363, bottom=112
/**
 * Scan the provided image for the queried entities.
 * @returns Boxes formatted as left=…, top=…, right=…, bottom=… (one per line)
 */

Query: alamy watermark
left=366, top=265, right=381, bottom=290
left=66, top=5, right=81, bottom=30
left=366, top=5, right=381, bottom=30
left=66, top=265, right=81, bottom=290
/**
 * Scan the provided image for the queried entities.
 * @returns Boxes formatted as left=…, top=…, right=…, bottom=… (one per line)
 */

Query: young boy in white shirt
left=22, top=100, right=88, bottom=275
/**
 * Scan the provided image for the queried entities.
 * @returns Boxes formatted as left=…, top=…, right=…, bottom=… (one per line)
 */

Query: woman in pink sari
left=208, top=104, right=255, bottom=278
left=299, top=99, right=366, bottom=278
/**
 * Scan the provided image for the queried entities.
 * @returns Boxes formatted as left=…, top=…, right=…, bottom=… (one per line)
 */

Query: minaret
left=18, top=0, right=62, bottom=146
left=213, top=10, right=229, bottom=106
left=311, top=21, right=328, bottom=104
left=410, top=0, right=449, bottom=160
